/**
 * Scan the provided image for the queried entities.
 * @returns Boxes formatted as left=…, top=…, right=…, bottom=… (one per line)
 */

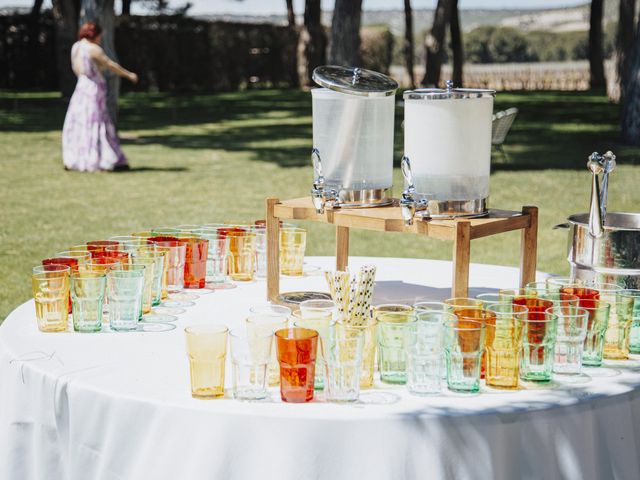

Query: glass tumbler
left=43, top=256, right=80, bottom=314
left=376, top=310, right=417, bottom=385
left=180, top=236, right=208, bottom=289
left=547, top=306, right=589, bottom=375
left=229, top=328, right=272, bottom=400
left=275, top=327, right=318, bottom=403
left=280, top=227, right=307, bottom=276
left=107, top=266, right=145, bottom=331
left=247, top=305, right=291, bottom=386
left=228, top=232, right=257, bottom=282
left=32, top=264, right=70, bottom=332
left=71, top=271, right=107, bottom=332
left=582, top=300, right=611, bottom=367
left=587, top=283, right=625, bottom=359
left=324, top=330, right=364, bottom=402
left=149, top=238, right=186, bottom=293
left=131, top=253, right=156, bottom=316
left=443, top=317, right=485, bottom=393
left=185, top=325, right=228, bottom=399
left=252, top=225, right=268, bottom=278
left=334, top=320, right=377, bottom=388
left=621, top=290, right=640, bottom=354
left=483, top=303, right=526, bottom=389
left=519, top=300, right=557, bottom=382
left=193, top=230, right=230, bottom=286
left=293, top=309, right=335, bottom=390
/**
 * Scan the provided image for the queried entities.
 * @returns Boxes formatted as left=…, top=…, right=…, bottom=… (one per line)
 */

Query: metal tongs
left=587, top=150, right=616, bottom=238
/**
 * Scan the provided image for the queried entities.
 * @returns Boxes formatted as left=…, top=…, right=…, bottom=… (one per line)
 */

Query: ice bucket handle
left=587, top=151, right=616, bottom=238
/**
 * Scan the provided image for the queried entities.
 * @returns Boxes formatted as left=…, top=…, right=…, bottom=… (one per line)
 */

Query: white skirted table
left=1, top=257, right=640, bottom=480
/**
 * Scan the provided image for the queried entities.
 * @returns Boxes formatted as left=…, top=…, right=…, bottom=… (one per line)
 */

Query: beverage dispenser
left=310, top=66, right=398, bottom=213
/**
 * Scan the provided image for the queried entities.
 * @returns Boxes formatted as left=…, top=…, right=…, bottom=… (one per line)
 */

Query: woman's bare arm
left=89, top=44, right=138, bottom=83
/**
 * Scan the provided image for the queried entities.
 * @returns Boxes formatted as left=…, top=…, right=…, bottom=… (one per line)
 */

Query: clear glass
left=334, top=320, right=377, bottom=388
left=376, top=310, right=417, bottom=385
left=444, top=297, right=483, bottom=313
left=524, top=281, right=550, bottom=296
left=546, top=276, right=582, bottom=293
left=247, top=305, right=291, bottom=386
left=483, top=303, right=527, bottom=389
left=32, top=264, right=70, bottom=332
left=539, top=292, right=580, bottom=314
left=324, top=332, right=364, bottom=402
left=299, top=299, right=335, bottom=319
left=229, top=328, right=271, bottom=400
left=151, top=240, right=186, bottom=293
left=185, top=325, right=228, bottom=398
left=107, top=267, right=145, bottom=331
left=520, top=310, right=557, bottom=383
left=413, top=301, right=448, bottom=312
left=405, top=311, right=452, bottom=395
left=252, top=226, right=267, bottom=278
left=621, top=290, right=640, bottom=354
left=582, top=300, right=611, bottom=366
left=443, top=318, right=485, bottom=393
left=474, top=293, right=502, bottom=307
left=192, top=230, right=230, bottom=285
left=71, top=272, right=106, bottom=332
left=293, top=310, right=335, bottom=390
left=548, top=306, right=589, bottom=375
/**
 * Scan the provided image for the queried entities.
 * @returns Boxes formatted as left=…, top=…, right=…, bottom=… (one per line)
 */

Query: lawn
left=1, top=89, right=639, bottom=321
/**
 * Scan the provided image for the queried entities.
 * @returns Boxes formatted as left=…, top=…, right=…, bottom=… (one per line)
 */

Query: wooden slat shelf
left=266, top=196, right=538, bottom=300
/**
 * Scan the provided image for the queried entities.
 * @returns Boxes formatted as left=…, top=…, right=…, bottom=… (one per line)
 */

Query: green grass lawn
left=1, top=89, right=639, bottom=321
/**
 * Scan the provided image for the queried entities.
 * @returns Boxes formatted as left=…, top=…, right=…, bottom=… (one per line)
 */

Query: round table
left=2, top=257, right=640, bottom=480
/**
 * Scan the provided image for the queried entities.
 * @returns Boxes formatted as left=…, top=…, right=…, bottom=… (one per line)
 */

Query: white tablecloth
left=1, top=257, right=640, bottom=480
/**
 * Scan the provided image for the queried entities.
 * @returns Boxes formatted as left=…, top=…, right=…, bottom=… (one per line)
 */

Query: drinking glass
left=498, top=288, right=532, bottom=301
left=32, top=264, right=70, bottom=332
left=293, top=309, right=335, bottom=390
left=524, top=281, right=550, bottom=296
left=324, top=330, right=364, bottom=402
left=185, top=325, right=228, bottom=399
left=280, top=227, right=307, bottom=276
left=621, top=290, right=640, bottom=354
left=546, top=276, right=582, bottom=293
left=451, top=307, right=492, bottom=379
left=587, top=283, right=626, bottom=359
left=376, top=310, right=417, bottom=385
left=405, top=311, right=453, bottom=395
left=247, top=305, right=291, bottom=386
left=275, top=328, right=318, bottom=403
left=474, top=293, right=502, bottom=307
left=300, top=299, right=335, bottom=319
left=151, top=227, right=180, bottom=236
left=252, top=225, right=268, bottom=278
left=149, top=239, right=186, bottom=293
left=131, top=253, right=156, bottom=316
left=153, top=244, right=171, bottom=300
left=81, top=256, right=123, bottom=274
left=520, top=304, right=557, bottom=382
left=229, top=328, right=272, bottom=400
left=86, top=240, right=119, bottom=255
left=582, top=300, right=611, bottom=366
left=193, top=230, right=231, bottom=287
left=180, top=237, right=208, bottom=288
left=334, top=320, right=378, bottom=388
left=228, top=232, right=257, bottom=281
left=539, top=292, right=580, bottom=314
left=107, top=266, right=145, bottom=331
left=483, top=303, right=526, bottom=389
left=444, top=297, right=483, bottom=314
left=413, top=301, right=448, bottom=312
left=43, top=256, right=80, bottom=314
left=99, top=245, right=131, bottom=266
left=54, top=250, right=92, bottom=266
left=443, top=317, right=485, bottom=393
left=547, top=306, right=589, bottom=375
left=71, top=271, right=107, bottom=332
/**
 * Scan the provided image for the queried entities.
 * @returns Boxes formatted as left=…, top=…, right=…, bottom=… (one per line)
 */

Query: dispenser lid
left=404, top=80, right=495, bottom=100
left=312, top=65, right=399, bottom=97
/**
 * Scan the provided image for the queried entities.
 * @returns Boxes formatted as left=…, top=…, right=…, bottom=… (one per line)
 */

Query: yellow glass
left=591, top=283, right=626, bottom=359
left=247, top=309, right=289, bottom=386
left=131, top=254, right=156, bottom=315
left=185, top=325, right=228, bottom=398
left=228, top=232, right=257, bottom=281
left=154, top=245, right=170, bottom=300
left=484, top=303, right=526, bottom=389
left=32, top=265, right=70, bottom=332
left=130, top=231, right=153, bottom=239
left=280, top=227, right=306, bottom=276
left=335, top=320, right=378, bottom=388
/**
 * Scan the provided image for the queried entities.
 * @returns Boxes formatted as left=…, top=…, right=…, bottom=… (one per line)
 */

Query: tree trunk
left=403, top=0, right=415, bottom=89
left=329, top=0, right=363, bottom=66
left=286, top=0, right=295, bottom=27
left=121, top=0, right=131, bottom=15
left=589, top=0, right=606, bottom=89
left=613, top=0, right=635, bottom=102
left=621, top=25, right=640, bottom=143
left=52, top=0, right=79, bottom=98
left=450, top=0, right=463, bottom=87
left=298, top=0, right=326, bottom=87
left=422, top=0, right=452, bottom=87
left=31, top=0, right=44, bottom=17
left=80, top=0, right=119, bottom=123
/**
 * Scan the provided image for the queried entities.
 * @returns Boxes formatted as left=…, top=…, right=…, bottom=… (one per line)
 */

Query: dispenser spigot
left=400, top=156, right=429, bottom=225
left=310, top=148, right=338, bottom=214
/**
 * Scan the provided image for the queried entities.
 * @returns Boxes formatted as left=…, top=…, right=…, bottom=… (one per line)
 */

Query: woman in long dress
left=62, top=22, right=138, bottom=172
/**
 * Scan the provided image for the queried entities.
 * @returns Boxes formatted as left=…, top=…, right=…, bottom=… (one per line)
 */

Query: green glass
left=443, top=318, right=485, bottom=393
left=71, top=272, right=106, bottom=332
left=150, top=250, right=165, bottom=307
left=293, top=311, right=335, bottom=390
left=376, top=310, right=417, bottom=385
left=474, top=293, right=501, bottom=308
left=605, top=291, right=636, bottom=359
left=107, top=266, right=145, bottom=331
left=622, top=290, right=640, bottom=354
left=520, top=312, right=557, bottom=382
left=587, top=283, right=625, bottom=360
left=524, top=281, right=550, bottom=296
left=582, top=300, right=611, bottom=367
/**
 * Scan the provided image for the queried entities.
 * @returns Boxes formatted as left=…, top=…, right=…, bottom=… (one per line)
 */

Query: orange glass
left=81, top=256, right=123, bottom=274
left=455, top=307, right=495, bottom=378
left=95, top=245, right=130, bottom=265
left=86, top=240, right=120, bottom=255
left=43, top=257, right=78, bottom=313
left=180, top=237, right=208, bottom=288
left=560, top=287, right=600, bottom=309
left=275, top=328, right=318, bottom=403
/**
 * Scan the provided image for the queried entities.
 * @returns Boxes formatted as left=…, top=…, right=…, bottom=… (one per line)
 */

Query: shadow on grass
left=111, top=166, right=189, bottom=173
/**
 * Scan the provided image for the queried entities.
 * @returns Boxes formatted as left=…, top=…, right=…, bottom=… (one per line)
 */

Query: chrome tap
left=310, top=148, right=338, bottom=214
left=400, top=156, right=429, bottom=225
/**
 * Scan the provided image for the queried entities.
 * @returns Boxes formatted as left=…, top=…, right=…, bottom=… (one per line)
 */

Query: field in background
left=1, top=89, right=639, bottom=321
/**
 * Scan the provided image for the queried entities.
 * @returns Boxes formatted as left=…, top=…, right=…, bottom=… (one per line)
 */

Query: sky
left=0, top=0, right=589, bottom=15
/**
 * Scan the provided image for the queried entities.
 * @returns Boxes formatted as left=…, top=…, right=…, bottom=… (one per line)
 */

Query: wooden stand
left=266, top=197, right=538, bottom=302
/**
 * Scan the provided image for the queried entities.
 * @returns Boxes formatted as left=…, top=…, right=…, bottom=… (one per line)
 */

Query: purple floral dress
left=62, top=41, right=128, bottom=171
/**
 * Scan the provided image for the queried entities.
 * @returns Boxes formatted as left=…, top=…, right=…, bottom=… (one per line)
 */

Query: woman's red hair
left=78, top=22, right=102, bottom=41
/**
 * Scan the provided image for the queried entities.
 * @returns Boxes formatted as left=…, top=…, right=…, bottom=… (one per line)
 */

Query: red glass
left=148, top=236, right=179, bottom=243
left=560, top=287, right=600, bottom=309
left=455, top=308, right=494, bottom=378
left=86, top=240, right=120, bottom=255
left=275, top=328, right=318, bottom=403
left=513, top=296, right=553, bottom=362
left=93, top=247, right=130, bottom=264
left=43, top=257, right=78, bottom=313
left=180, top=237, right=208, bottom=289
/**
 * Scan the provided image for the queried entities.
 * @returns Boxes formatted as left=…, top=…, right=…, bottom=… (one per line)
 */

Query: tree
left=80, top=0, right=119, bottom=122
left=621, top=31, right=640, bottom=143
left=403, top=0, right=415, bottom=89
left=52, top=0, right=80, bottom=98
left=422, top=0, right=452, bottom=87
left=588, top=0, right=606, bottom=89
left=449, top=0, right=463, bottom=87
left=286, top=0, right=295, bottom=27
left=329, top=0, right=363, bottom=66
left=121, top=0, right=131, bottom=15
left=613, top=0, right=635, bottom=102
left=298, top=0, right=326, bottom=86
